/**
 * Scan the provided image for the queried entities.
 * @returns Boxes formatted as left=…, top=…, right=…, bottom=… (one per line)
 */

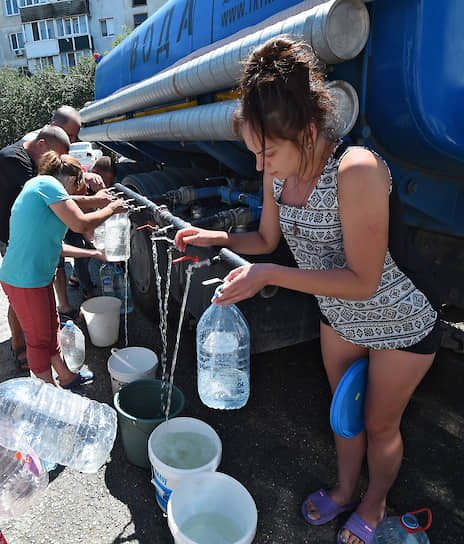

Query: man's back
left=0, top=141, right=35, bottom=244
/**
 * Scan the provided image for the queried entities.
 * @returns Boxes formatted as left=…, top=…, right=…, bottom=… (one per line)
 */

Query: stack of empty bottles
left=0, top=377, right=118, bottom=519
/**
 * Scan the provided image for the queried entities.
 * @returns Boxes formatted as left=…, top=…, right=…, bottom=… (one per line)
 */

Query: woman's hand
left=109, top=199, right=127, bottom=214
left=214, top=263, right=273, bottom=305
left=175, top=227, right=224, bottom=252
left=93, top=249, right=107, bottom=261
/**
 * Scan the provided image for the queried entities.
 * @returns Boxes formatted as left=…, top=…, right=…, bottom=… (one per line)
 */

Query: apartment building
left=0, top=0, right=165, bottom=73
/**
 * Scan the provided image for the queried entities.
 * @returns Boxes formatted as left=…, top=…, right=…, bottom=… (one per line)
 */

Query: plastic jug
left=114, top=265, right=133, bottom=314
left=374, top=510, right=431, bottom=543
left=99, top=262, right=116, bottom=296
left=0, top=444, right=48, bottom=519
left=60, top=320, right=85, bottom=371
left=0, top=378, right=117, bottom=473
left=196, top=287, right=250, bottom=409
left=104, top=213, right=130, bottom=261
left=93, top=222, right=106, bottom=250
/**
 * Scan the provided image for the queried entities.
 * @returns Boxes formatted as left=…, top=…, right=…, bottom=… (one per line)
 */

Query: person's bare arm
left=72, top=189, right=113, bottom=210
left=50, top=198, right=126, bottom=233
left=175, top=172, right=282, bottom=255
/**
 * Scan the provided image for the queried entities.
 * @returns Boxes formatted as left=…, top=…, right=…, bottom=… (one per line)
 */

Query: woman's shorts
left=320, top=313, right=442, bottom=355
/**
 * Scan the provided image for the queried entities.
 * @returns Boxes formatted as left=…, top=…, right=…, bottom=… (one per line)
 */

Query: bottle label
left=102, top=277, right=113, bottom=293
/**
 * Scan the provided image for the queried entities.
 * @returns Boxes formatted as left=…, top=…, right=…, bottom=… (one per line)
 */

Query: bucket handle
left=110, top=347, right=139, bottom=372
left=401, top=508, right=432, bottom=533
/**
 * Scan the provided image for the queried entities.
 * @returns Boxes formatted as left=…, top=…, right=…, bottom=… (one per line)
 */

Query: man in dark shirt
left=0, top=125, right=70, bottom=370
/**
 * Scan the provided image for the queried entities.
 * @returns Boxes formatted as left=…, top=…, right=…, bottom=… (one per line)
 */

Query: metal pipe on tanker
left=79, top=79, right=359, bottom=143
left=114, top=183, right=250, bottom=270
left=80, top=0, right=369, bottom=124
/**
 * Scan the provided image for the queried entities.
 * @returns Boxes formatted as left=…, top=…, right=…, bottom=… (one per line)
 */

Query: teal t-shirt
left=0, top=175, right=69, bottom=288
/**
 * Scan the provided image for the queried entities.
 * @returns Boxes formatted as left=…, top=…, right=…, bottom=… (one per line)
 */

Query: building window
left=133, top=13, right=147, bottom=27
left=60, top=50, right=90, bottom=72
left=9, top=31, right=24, bottom=53
left=24, top=18, right=55, bottom=42
left=19, top=0, right=47, bottom=6
left=55, top=16, right=88, bottom=38
left=33, top=55, right=53, bottom=70
left=132, top=0, right=147, bottom=6
left=5, top=0, right=19, bottom=15
left=100, top=18, right=115, bottom=37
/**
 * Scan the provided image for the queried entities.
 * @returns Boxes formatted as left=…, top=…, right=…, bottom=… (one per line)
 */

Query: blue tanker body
left=95, top=0, right=308, bottom=99
left=85, top=0, right=464, bottom=351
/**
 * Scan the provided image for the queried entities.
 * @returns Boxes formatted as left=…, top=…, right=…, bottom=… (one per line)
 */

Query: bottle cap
left=401, top=513, right=419, bottom=530
left=65, top=320, right=74, bottom=328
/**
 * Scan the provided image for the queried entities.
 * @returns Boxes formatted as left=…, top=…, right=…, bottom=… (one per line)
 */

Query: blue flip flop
left=61, top=369, right=94, bottom=389
left=337, top=511, right=387, bottom=544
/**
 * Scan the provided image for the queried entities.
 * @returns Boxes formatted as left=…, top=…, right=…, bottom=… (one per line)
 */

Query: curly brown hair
left=234, top=36, right=336, bottom=163
left=39, top=151, right=84, bottom=192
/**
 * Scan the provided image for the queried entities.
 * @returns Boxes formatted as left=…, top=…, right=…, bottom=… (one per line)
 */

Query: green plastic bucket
left=114, top=379, right=185, bottom=468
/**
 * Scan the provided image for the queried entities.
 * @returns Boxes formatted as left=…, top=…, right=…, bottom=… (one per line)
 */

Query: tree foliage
left=0, top=56, right=96, bottom=149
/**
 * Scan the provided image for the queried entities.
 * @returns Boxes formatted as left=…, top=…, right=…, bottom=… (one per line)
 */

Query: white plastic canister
left=148, top=417, right=222, bottom=513
left=107, top=347, right=158, bottom=395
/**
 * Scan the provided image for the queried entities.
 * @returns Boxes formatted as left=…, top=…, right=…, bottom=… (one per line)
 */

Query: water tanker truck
left=79, top=0, right=464, bottom=354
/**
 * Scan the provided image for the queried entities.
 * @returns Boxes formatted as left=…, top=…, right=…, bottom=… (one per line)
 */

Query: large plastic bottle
left=114, top=265, right=134, bottom=314
left=374, top=511, right=431, bottom=543
left=104, top=213, right=130, bottom=261
left=0, top=444, right=48, bottom=519
left=0, top=378, right=117, bottom=473
left=99, top=262, right=116, bottom=296
left=196, top=287, right=250, bottom=409
left=60, top=321, right=85, bottom=371
left=93, top=222, right=106, bottom=250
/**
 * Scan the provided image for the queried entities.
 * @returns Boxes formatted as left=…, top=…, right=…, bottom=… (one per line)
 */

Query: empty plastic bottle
left=99, top=262, right=116, bottom=296
left=114, top=265, right=133, bottom=314
left=93, top=222, right=106, bottom=250
left=374, top=510, right=431, bottom=543
left=104, top=213, right=130, bottom=261
left=196, top=287, right=250, bottom=409
left=0, top=378, right=117, bottom=473
left=0, top=444, right=48, bottom=519
left=60, top=321, right=85, bottom=371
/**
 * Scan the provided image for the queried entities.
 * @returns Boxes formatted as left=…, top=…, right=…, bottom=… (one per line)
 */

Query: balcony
left=20, top=0, right=89, bottom=22
left=25, top=38, right=59, bottom=58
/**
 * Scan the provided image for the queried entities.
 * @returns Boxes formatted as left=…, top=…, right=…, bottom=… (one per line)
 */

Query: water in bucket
left=180, top=512, right=244, bottom=543
left=154, top=432, right=217, bottom=470
left=148, top=417, right=222, bottom=512
left=167, top=472, right=257, bottom=544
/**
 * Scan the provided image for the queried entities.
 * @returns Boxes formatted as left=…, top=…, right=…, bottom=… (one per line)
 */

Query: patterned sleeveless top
left=272, top=142, right=437, bottom=350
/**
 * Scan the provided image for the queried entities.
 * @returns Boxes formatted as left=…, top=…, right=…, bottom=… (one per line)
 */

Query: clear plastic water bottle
left=196, top=287, right=250, bottom=409
left=0, top=378, right=117, bottom=473
left=0, top=444, right=48, bottom=519
left=374, top=510, right=431, bottom=543
left=104, top=213, right=130, bottom=261
left=114, top=265, right=133, bottom=314
left=93, top=222, right=106, bottom=250
left=60, top=321, right=85, bottom=371
left=99, top=262, right=116, bottom=296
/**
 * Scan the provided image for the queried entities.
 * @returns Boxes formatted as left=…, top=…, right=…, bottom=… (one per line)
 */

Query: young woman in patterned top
left=175, top=37, right=440, bottom=544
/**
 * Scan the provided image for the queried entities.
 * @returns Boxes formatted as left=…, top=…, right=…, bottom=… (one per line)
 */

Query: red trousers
left=1, top=281, right=61, bottom=374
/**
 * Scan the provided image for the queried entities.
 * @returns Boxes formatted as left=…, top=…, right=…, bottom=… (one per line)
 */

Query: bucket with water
left=167, top=472, right=257, bottom=544
left=80, top=296, right=121, bottom=347
left=108, top=347, right=158, bottom=394
left=114, top=379, right=184, bottom=468
left=148, top=417, right=222, bottom=513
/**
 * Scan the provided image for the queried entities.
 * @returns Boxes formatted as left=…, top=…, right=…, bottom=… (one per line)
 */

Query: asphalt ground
left=1, top=257, right=463, bottom=543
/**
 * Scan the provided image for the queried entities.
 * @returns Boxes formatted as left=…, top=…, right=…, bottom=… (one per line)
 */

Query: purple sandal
left=301, top=489, right=358, bottom=526
left=337, top=511, right=386, bottom=544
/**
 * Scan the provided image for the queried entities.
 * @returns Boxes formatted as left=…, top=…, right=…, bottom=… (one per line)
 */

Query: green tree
left=0, top=55, right=96, bottom=149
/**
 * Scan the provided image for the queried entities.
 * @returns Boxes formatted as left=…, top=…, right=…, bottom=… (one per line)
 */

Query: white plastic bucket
left=108, top=347, right=158, bottom=394
left=148, top=417, right=222, bottom=513
left=167, top=472, right=257, bottom=544
left=80, top=296, right=121, bottom=347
